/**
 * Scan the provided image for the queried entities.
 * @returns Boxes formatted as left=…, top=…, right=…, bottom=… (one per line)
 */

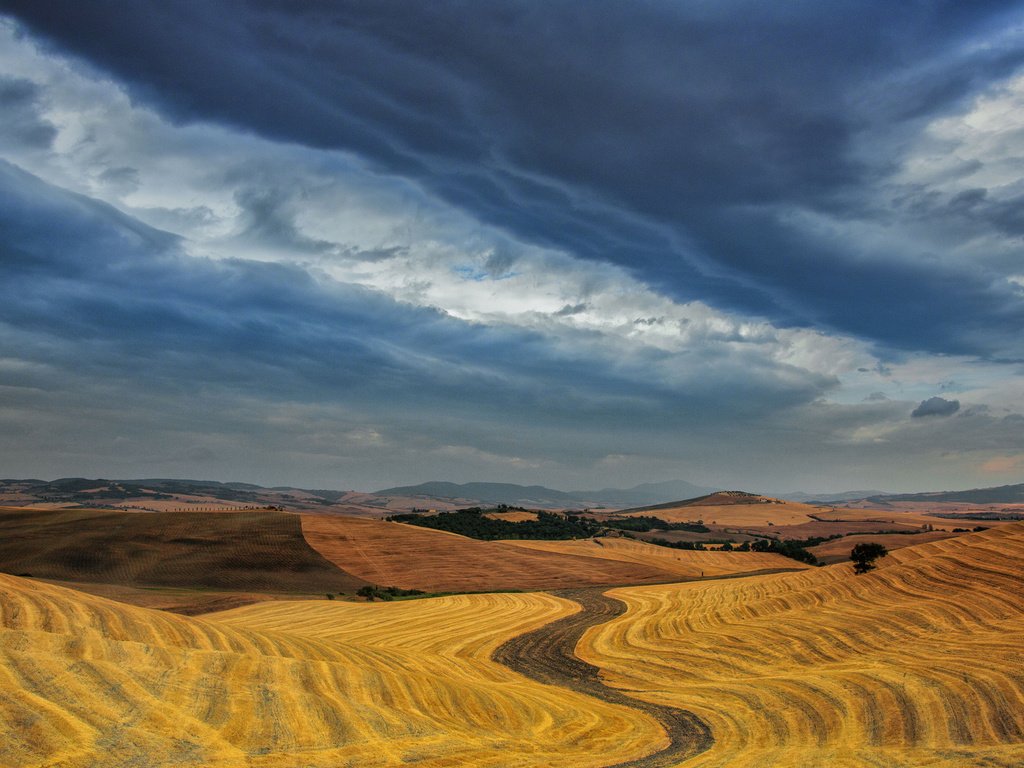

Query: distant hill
left=372, top=482, right=580, bottom=507
left=372, top=479, right=718, bottom=509
left=1, top=476, right=715, bottom=512
left=620, top=490, right=779, bottom=514
left=873, top=483, right=1024, bottom=504
left=782, top=490, right=890, bottom=503
left=570, top=479, right=717, bottom=507
left=12, top=477, right=273, bottom=504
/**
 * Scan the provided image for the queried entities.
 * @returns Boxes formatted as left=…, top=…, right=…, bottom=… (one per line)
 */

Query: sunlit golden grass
left=503, top=537, right=809, bottom=578
left=629, top=499, right=821, bottom=527
left=578, top=523, right=1024, bottom=767
left=0, top=577, right=665, bottom=767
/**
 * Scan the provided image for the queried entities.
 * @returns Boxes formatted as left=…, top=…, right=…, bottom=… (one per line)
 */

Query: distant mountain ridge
left=0, top=476, right=714, bottom=511
left=780, top=484, right=1024, bottom=505
left=372, top=479, right=717, bottom=509
left=8, top=477, right=1023, bottom=511
left=872, top=483, right=1024, bottom=504
left=782, top=490, right=890, bottom=503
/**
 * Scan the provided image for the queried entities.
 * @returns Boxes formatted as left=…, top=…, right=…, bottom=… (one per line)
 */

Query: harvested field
left=483, top=510, right=539, bottom=522
left=502, top=537, right=809, bottom=579
left=300, top=514, right=684, bottom=592
left=808, top=530, right=958, bottom=564
left=0, top=507, right=368, bottom=600
left=578, top=522, right=1024, bottom=767
left=734, top=519, right=923, bottom=538
left=622, top=500, right=823, bottom=527
left=0, top=575, right=667, bottom=767
left=493, top=588, right=712, bottom=767
left=810, top=506, right=1019, bottom=531
left=632, top=529, right=762, bottom=545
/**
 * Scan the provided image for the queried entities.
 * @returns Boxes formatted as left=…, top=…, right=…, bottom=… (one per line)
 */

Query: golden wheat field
left=0, top=574, right=665, bottom=768
left=502, top=536, right=809, bottom=578
left=3, top=519, right=1024, bottom=767
left=627, top=499, right=825, bottom=527
left=578, top=522, right=1024, bottom=768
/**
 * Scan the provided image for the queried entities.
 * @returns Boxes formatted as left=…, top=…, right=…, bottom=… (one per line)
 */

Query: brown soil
left=492, top=588, right=713, bottom=767
left=736, top=519, right=924, bottom=538
left=633, top=528, right=762, bottom=544
left=0, top=507, right=368, bottom=597
left=808, top=530, right=959, bottom=564
left=300, top=514, right=687, bottom=592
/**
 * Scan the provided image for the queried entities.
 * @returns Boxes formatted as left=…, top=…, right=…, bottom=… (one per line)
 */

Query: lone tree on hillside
left=851, top=542, right=888, bottom=574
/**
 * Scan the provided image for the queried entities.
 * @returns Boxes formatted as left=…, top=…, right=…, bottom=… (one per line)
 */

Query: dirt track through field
left=493, top=588, right=714, bottom=767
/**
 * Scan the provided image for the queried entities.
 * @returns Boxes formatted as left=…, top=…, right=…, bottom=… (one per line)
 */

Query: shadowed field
left=578, top=524, right=1024, bottom=767
left=0, top=576, right=667, bottom=767
left=0, top=508, right=368, bottom=602
left=502, top=537, right=809, bottom=579
left=300, top=514, right=687, bottom=592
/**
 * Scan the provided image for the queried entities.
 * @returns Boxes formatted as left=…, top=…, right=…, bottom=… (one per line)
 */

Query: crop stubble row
left=577, top=523, right=1024, bottom=767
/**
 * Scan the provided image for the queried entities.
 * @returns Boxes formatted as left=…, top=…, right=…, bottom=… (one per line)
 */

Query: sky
left=0, top=1, right=1023, bottom=494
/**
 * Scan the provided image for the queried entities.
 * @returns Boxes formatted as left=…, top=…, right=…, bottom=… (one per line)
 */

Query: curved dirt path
left=492, top=588, right=713, bottom=768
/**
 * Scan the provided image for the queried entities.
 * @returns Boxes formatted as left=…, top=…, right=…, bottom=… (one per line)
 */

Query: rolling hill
left=0, top=476, right=717, bottom=514
left=617, top=492, right=827, bottom=527
left=873, top=482, right=1024, bottom=504
left=500, top=537, right=810, bottom=579
left=0, top=507, right=369, bottom=604
left=0, top=576, right=665, bottom=767
left=371, top=479, right=716, bottom=509
left=579, top=523, right=1024, bottom=767
left=299, top=514, right=688, bottom=592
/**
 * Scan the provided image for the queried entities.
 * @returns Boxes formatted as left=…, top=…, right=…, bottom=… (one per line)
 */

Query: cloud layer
left=1, top=5, right=1023, bottom=491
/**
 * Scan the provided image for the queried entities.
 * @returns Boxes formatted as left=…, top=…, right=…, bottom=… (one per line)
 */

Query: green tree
left=851, top=542, right=888, bottom=574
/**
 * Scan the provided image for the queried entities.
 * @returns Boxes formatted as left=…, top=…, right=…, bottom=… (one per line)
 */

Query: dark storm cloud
left=553, top=303, right=587, bottom=317
left=0, top=76, right=57, bottom=149
left=912, top=396, right=961, bottom=418
left=685, top=207, right=1024, bottom=357
left=7, top=1, right=1024, bottom=357
left=0, top=161, right=831, bottom=447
